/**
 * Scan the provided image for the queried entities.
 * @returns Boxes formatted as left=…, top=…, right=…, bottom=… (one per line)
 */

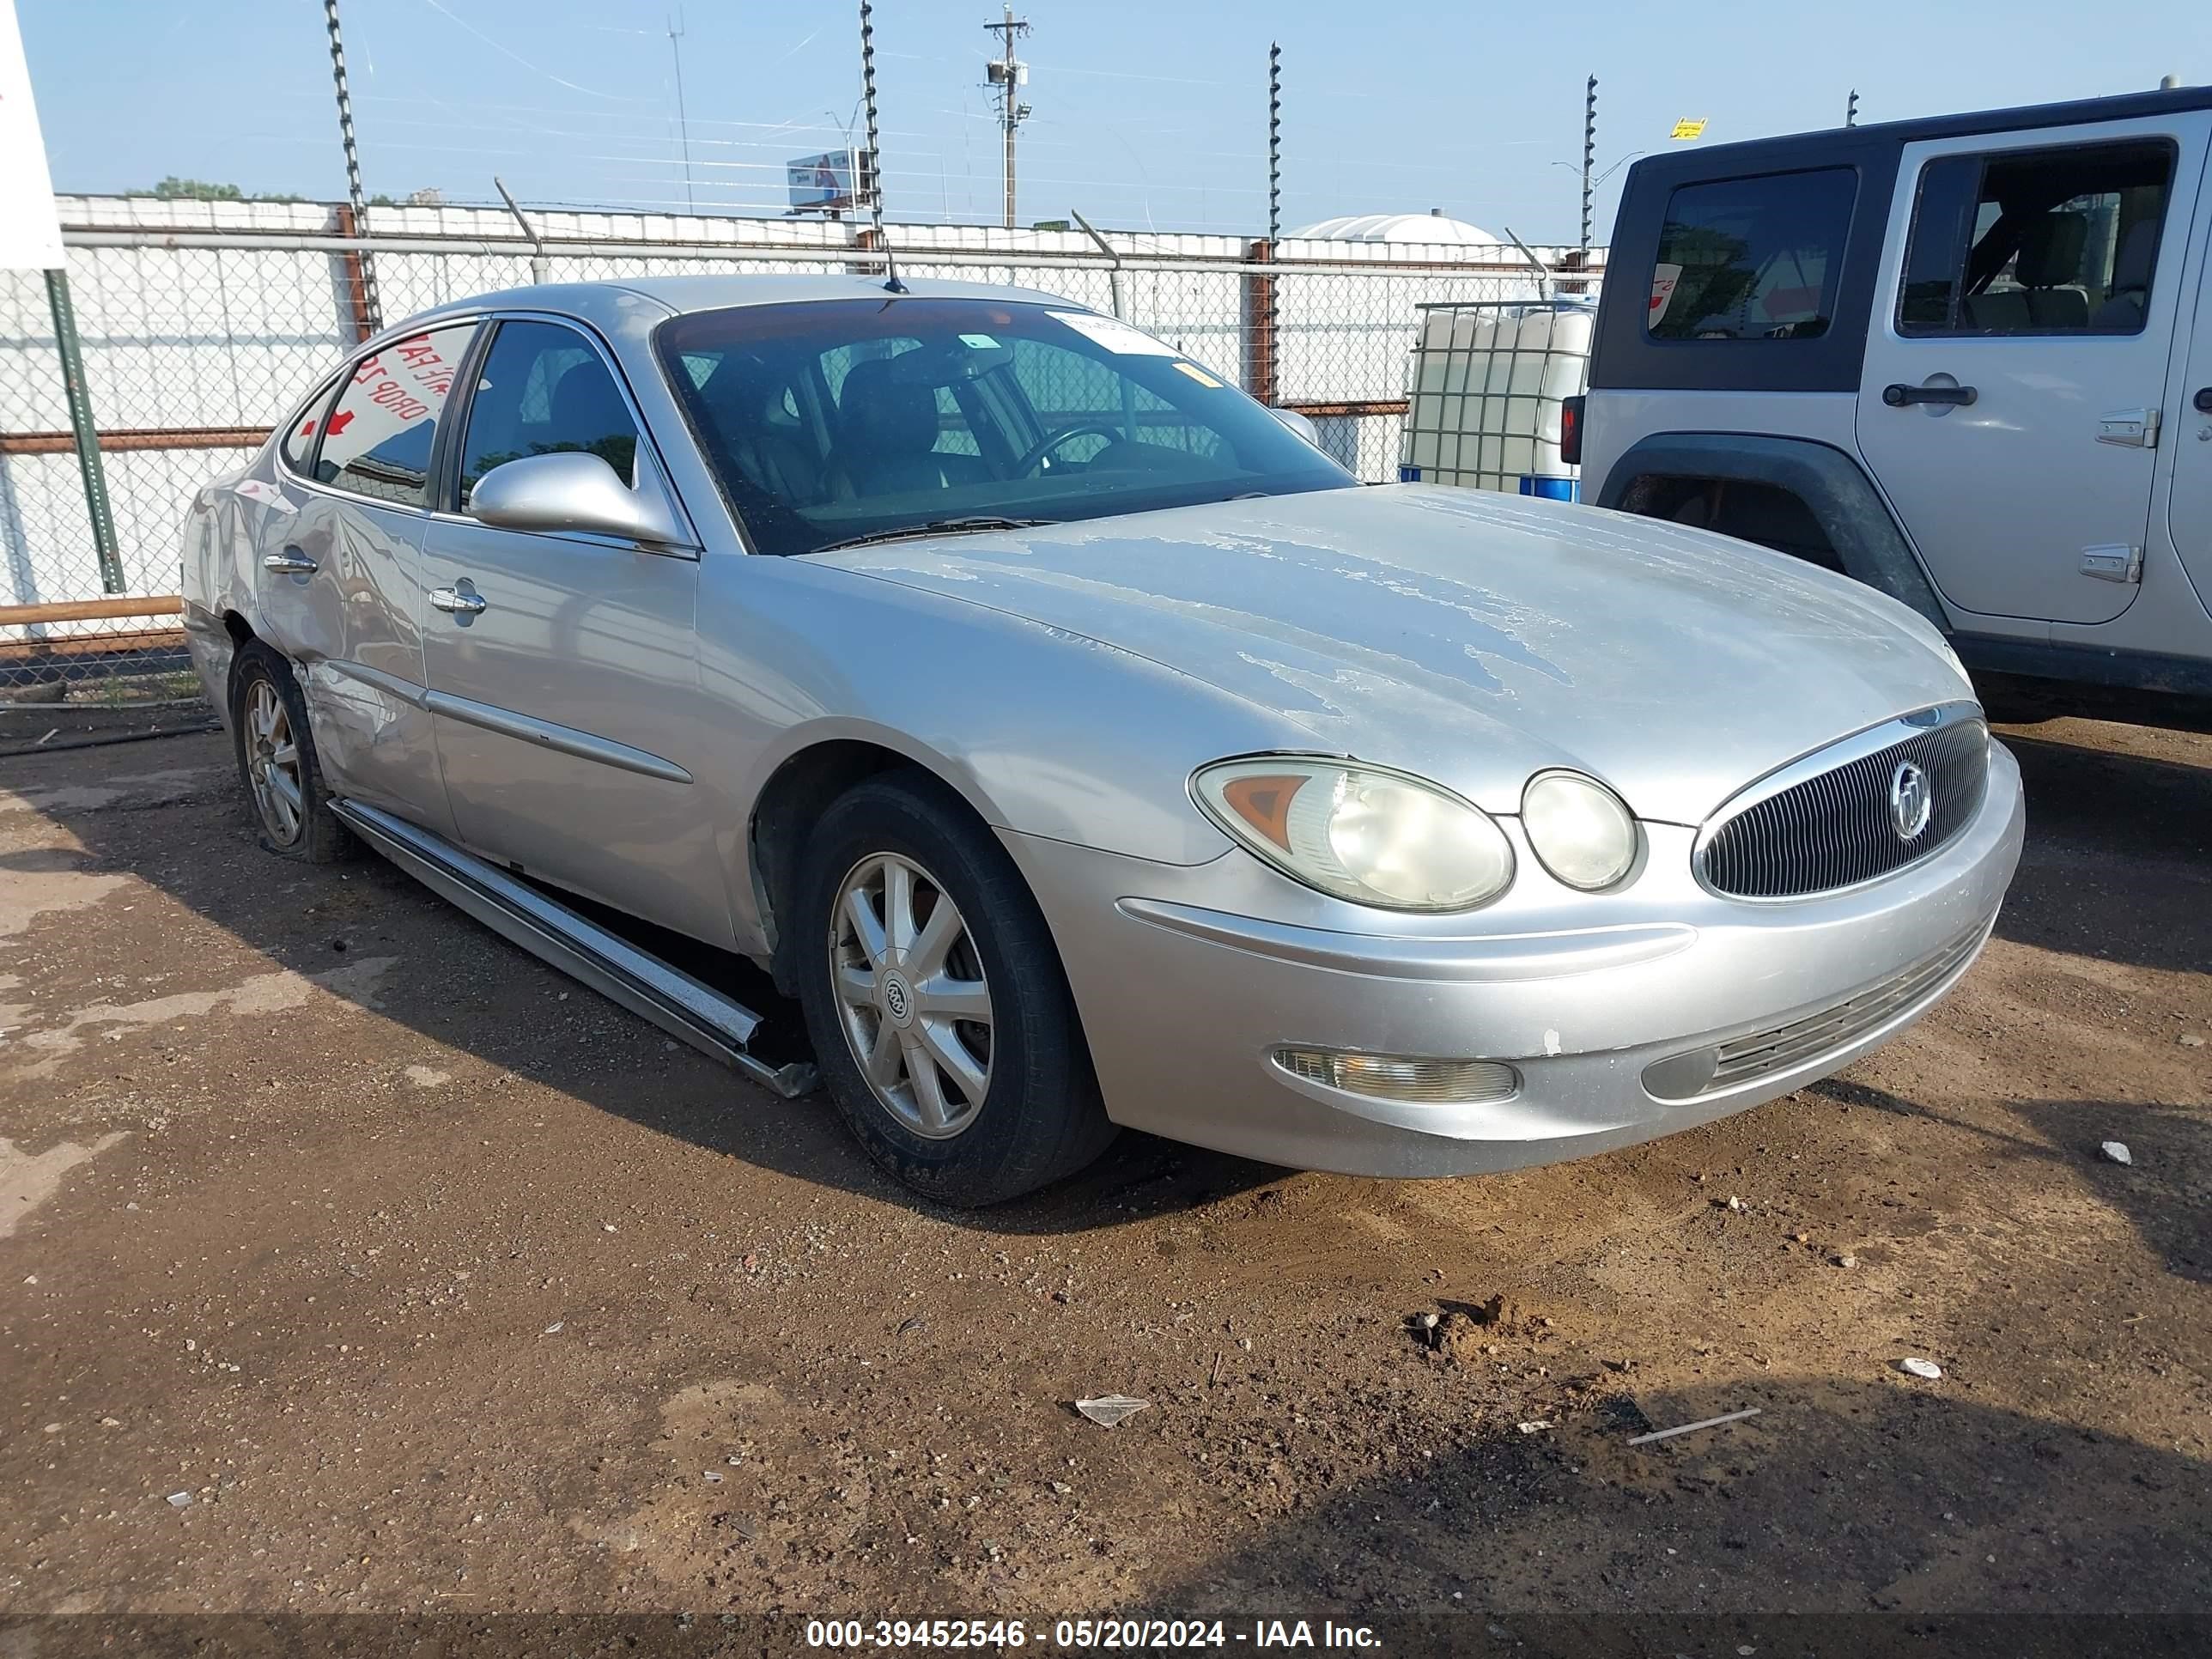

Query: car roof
left=1624, top=82, right=2212, bottom=195
left=383, top=272, right=1086, bottom=341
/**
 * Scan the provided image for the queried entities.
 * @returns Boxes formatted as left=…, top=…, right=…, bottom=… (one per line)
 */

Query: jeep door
left=1856, top=114, right=2211, bottom=625
left=2168, top=175, right=2212, bottom=618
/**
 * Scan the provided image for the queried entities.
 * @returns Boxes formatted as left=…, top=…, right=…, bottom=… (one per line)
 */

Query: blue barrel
left=1518, top=476, right=1578, bottom=501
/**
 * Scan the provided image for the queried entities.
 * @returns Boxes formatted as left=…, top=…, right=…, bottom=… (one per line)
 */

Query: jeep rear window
left=1647, top=168, right=1856, bottom=343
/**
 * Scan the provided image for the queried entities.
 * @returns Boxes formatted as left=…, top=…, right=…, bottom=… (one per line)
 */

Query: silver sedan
left=180, top=276, right=2023, bottom=1203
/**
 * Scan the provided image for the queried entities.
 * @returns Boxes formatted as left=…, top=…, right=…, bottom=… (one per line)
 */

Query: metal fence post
left=1246, top=238, right=1277, bottom=404
left=43, top=268, right=125, bottom=595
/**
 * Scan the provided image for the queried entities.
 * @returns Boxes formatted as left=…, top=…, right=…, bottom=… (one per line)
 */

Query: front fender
left=696, top=555, right=1296, bottom=872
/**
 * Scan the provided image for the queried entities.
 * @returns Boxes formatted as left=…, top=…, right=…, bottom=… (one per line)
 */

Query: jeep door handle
left=2196, top=386, right=2212, bottom=414
left=1882, top=382, right=1977, bottom=408
left=428, top=583, right=488, bottom=617
left=262, top=548, right=318, bottom=575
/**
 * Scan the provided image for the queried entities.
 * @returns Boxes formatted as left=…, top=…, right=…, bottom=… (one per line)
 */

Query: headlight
left=1521, top=770, right=1638, bottom=890
left=1192, top=757, right=1514, bottom=911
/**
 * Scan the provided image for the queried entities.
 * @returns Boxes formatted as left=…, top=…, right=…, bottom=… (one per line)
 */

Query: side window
left=1648, top=167, right=1857, bottom=341
left=459, top=320, right=641, bottom=507
left=280, top=374, right=340, bottom=472
left=314, top=324, right=476, bottom=507
left=1898, top=140, right=2174, bottom=337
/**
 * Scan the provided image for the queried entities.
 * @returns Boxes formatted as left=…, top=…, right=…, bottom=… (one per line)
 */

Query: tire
left=228, top=639, right=355, bottom=864
left=794, top=768, right=1115, bottom=1206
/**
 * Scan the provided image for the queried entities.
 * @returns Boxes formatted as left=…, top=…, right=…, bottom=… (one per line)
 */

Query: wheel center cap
left=879, top=971, right=915, bottom=1029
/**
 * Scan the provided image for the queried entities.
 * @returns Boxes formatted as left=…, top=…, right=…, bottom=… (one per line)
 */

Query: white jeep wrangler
left=1575, top=85, right=2212, bottom=724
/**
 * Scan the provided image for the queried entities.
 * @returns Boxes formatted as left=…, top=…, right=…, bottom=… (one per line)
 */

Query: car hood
left=817, top=484, right=1973, bottom=826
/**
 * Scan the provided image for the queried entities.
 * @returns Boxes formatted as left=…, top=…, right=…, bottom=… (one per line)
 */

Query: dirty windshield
left=655, top=297, right=1355, bottom=557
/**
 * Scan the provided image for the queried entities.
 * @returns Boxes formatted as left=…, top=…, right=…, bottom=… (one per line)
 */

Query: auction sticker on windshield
left=1050, top=311, right=1180, bottom=356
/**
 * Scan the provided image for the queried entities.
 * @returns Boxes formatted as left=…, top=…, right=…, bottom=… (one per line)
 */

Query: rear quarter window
left=1649, top=167, right=1858, bottom=342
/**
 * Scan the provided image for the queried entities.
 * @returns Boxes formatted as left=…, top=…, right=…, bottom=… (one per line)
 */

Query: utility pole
left=1580, top=75, right=1596, bottom=259
left=323, top=0, right=381, bottom=332
left=1845, top=88, right=1859, bottom=127
left=984, top=6, right=1031, bottom=229
left=668, top=12, right=696, bottom=213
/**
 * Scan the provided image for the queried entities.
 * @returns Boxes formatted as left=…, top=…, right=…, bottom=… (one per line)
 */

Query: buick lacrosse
left=182, top=276, right=2022, bottom=1203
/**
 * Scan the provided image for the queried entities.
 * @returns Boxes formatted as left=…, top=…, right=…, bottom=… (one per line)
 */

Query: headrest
left=550, top=361, right=631, bottom=440
left=2107, top=219, right=2158, bottom=293
left=840, top=356, right=939, bottom=458
left=2014, top=212, right=2087, bottom=289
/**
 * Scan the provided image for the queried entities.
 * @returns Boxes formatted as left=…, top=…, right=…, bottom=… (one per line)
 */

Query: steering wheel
left=1012, top=420, right=1128, bottom=477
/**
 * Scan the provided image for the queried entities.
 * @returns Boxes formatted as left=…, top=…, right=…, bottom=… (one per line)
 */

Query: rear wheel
left=228, top=641, right=353, bottom=863
left=794, top=769, right=1114, bottom=1206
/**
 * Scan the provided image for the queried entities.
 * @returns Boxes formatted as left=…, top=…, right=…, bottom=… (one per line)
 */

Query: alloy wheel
left=830, top=852, right=994, bottom=1139
left=244, top=678, right=304, bottom=845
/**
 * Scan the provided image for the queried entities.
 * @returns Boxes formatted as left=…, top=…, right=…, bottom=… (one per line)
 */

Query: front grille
left=1699, top=714, right=1990, bottom=899
left=1645, top=921, right=1990, bottom=1101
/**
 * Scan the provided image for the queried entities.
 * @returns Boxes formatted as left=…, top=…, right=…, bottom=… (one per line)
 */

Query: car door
left=2168, top=186, right=2212, bottom=618
left=1856, top=115, right=2211, bottom=626
left=416, top=314, right=728, bottom=946
left=256, top=321, right=480, bottom=837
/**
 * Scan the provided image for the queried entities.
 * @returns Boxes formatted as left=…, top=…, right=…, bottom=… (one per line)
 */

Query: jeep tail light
left=1559, top=395, right=1584, bottom=467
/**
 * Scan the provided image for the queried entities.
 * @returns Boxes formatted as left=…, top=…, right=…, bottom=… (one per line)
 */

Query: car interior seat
left=2014, top=210, right=2090, bottom=330
left=548, top=360, right=640, bottom=484
left=2090, top=220, right=2158, bottom=331
left=830, top=357, right=986, bottom=498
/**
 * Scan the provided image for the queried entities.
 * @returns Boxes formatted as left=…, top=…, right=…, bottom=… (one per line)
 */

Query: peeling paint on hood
left=816, top=483, right=1973, bottom=824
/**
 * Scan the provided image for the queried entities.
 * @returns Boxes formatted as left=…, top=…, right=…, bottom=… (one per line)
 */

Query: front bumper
left=1003, top=741, right=2024, bottom=1178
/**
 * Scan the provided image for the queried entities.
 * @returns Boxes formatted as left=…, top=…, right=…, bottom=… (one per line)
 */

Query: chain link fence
left=2, top=197, right=1603, bottom=715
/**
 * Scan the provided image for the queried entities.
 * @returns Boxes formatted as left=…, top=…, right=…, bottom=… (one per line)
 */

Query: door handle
left=1882, top=382, right=1977, bottom=408
left=262, top=549, right=318, bottom=575
left=428, top=581, right=488, bottom=617
left=2195, top=387, right=2212, bottom=413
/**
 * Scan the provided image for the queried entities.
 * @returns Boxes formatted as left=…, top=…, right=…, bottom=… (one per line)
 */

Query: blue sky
left=18, top=0, right=2210, bottom=241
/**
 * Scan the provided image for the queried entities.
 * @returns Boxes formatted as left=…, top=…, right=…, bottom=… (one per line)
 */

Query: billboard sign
left=0, top=0, right=64, bottom=271
left=788, top=150, right=859, bottom=212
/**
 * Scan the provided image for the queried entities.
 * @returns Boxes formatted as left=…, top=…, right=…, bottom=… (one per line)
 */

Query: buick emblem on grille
left=1889, top=760, right=1932, bottom=842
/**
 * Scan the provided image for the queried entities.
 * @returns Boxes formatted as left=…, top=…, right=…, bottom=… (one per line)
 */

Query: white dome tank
left=1291, top=210, right=1504, bottom=246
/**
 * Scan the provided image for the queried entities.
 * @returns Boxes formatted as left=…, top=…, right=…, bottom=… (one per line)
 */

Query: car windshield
left=653, top=297, right=1356, bottom=556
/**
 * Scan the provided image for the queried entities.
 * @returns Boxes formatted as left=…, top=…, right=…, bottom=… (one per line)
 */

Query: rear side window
left=314, top=324, right=477, bottom=507
left=1647, top=168, right=1857, bottom=342
left=459, top=319, right=641, bottom=507
left=280, top=375, right=340, bottom=472
left=1897, top=140, right=2174, bottom=337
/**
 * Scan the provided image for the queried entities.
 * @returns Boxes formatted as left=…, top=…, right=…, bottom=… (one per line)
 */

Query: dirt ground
left=0, top=714, right=2205, bottom=1652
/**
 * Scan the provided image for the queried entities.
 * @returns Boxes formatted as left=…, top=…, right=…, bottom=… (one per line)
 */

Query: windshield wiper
left=811, top=516, right=1051, bottom=554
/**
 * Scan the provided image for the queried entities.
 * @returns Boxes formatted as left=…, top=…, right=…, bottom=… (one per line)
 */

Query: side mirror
left=1268, top=405, right=1322, bottom=447
left=469, top=451, right=685, bottom=546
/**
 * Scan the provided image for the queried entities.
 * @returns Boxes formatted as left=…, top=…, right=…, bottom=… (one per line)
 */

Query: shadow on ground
left=1993, top=728, right=2212, bottom=975
left=1811, top=1078, right=2211, bottom=1285
left=7, top=714, right=2206, bottom=1233
left=0, top=736, right=1284, bottom=1234
left=1128, top=1375, right=2209, bottom=1652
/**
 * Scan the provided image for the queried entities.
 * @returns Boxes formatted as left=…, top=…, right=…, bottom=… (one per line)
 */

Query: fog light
left=1274, top=1048, right=1519, bottom=1104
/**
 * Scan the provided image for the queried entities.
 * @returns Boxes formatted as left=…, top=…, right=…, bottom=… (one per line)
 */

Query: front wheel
left=794, top=769, right=1115, bottom=1206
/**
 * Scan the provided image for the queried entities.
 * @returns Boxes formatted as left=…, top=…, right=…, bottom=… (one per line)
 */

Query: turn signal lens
left=1194, top=757, right=1515, bottom=912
